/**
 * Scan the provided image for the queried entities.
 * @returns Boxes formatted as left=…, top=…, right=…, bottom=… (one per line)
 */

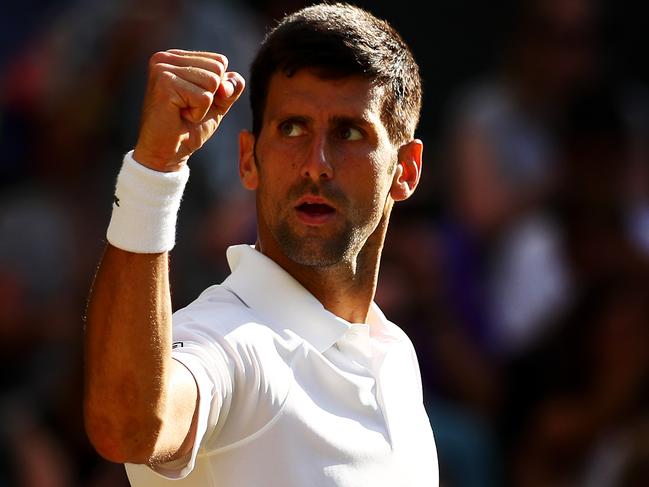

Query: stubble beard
left=267, top=178, right=375, bottom=268
left=274, top=217, right=366, bottom=267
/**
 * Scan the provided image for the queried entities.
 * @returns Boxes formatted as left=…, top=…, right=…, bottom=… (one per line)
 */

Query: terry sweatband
left=106, top=150, right=190, bottom=253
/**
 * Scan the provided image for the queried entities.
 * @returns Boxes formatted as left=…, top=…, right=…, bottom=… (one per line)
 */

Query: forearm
left=83, top=244, right=174, bottom=462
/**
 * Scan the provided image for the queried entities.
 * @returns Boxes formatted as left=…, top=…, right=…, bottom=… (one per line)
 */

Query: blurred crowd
left=1, top=0, right=648, bottom=486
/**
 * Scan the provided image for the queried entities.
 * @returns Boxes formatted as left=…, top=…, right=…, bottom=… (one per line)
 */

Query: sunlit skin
left=239, top=70, right=422, bottom=323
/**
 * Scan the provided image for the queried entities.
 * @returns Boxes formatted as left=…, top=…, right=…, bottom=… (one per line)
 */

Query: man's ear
left=239, top=130, right=258, bottom=190
left=390, top=139, right=423, bottom=201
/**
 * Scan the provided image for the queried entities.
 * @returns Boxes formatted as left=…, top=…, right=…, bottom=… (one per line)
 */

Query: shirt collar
left=222, top=244, right=354, bottom=353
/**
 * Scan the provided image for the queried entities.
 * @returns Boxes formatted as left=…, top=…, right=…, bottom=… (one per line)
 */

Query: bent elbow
left=84, top=403, right=161, bottom=464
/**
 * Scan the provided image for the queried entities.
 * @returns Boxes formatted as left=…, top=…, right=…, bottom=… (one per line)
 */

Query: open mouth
left=295, top=202, right=336, bottom=224
left=296, top=202, right=335, bottom=216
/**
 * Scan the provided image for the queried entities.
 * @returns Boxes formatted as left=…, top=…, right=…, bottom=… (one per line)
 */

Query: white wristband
left=106, top=150, right=190, bottom=253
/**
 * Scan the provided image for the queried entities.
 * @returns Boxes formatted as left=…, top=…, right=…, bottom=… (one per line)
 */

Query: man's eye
left=279, top=121, right=304, bottom=137
left=339, top=126, right=363, bottom=141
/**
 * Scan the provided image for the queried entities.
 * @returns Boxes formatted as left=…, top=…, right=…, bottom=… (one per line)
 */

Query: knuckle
left=210, top=59, right=226, bottom=78
left=153, top=70, right=176, bottom=92
left=149, top=50, right=169, bottom=68
left=148, top=63, right=165, bottom=79
left=203, top=71, right=220, bottom=92
left=216, top=54, right=228, bottom=69
left=199, top=90, right=214, bottom=106
left=158, top=70, right=176, bottom=83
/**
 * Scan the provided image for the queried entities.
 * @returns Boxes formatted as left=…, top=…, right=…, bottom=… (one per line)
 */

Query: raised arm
left=83, top=50, right=244, bottom=465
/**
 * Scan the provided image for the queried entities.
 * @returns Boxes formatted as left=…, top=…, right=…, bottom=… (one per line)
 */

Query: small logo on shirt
left=113, top=195, right=120, bottom=207
left=172, top=341, right=184, bottom=349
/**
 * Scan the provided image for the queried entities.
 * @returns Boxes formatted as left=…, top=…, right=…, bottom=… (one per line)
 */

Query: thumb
left=212, top=72, right=246, bottom=117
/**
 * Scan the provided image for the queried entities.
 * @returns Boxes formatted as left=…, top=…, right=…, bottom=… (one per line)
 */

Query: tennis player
left=84, top=3, right=438, bottom=485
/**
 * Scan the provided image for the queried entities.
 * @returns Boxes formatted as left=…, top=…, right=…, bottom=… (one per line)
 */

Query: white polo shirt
left=126, top=244, right=438, bottom=486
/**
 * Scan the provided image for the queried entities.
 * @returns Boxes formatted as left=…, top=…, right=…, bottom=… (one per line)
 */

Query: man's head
left=239, top=3, right=423, bottom=271
left=249, top=2, right=422, bottom=147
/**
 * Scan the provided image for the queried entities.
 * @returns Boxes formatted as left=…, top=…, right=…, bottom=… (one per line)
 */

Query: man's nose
left=300, top=133, right=334, bottom=181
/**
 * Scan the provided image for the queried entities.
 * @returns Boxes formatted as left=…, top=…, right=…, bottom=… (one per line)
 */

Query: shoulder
left=375, top=308, right=422, bottom=367
left=169, top=282, right=297, bottom=385
left=172, top=285, right=264, bottom=337
left=383, top=319, right=413, bottom=344
left=371, top=302, right=416, bottom=348
left=170, top=285, right=299, bottom=362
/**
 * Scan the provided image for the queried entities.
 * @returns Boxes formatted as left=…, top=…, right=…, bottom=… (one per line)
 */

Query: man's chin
left=278, top=236, right=352, bottom=268
left=283, top=247, right=345, bottom=268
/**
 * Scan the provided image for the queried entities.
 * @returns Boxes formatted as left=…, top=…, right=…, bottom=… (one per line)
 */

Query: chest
left=208, top=339, right=438, bottom=486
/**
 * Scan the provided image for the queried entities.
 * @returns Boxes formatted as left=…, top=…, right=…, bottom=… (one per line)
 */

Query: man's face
left=242, top=69, right=400, bottom=267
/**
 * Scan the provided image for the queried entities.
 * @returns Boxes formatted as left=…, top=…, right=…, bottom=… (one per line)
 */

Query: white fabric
left=106, top=151, right=189, bottom=253
left=125, top=244, right=438, bottom=486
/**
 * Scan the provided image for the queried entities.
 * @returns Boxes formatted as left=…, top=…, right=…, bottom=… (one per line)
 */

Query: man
left=84, top=3, right=438, bottom=486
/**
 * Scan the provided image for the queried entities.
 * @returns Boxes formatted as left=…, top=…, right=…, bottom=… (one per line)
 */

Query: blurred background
left=1, top=0, right=648, bottom=485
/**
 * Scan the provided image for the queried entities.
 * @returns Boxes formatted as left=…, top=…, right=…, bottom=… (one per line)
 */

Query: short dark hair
left=249, top=2, right=422, bottom=145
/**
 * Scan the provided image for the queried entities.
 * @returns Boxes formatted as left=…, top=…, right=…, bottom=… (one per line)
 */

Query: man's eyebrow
left=274, top=114, right=310, bottom=123
left=270, top=114, right=374, bottom=129
left=329, top=115, right=374, bottom=128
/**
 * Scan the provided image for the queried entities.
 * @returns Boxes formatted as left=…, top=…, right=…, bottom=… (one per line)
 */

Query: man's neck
left=288, top=249, right=380, bottom=324
left=257, top=217, right=389, bottom=324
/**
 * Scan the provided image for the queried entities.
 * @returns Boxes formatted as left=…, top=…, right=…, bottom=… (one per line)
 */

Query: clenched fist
left=133, top=49, right=245, bottom=172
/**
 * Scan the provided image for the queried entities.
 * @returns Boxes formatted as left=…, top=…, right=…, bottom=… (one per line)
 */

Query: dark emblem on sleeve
left=172, top=341, right=184, bottom=349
